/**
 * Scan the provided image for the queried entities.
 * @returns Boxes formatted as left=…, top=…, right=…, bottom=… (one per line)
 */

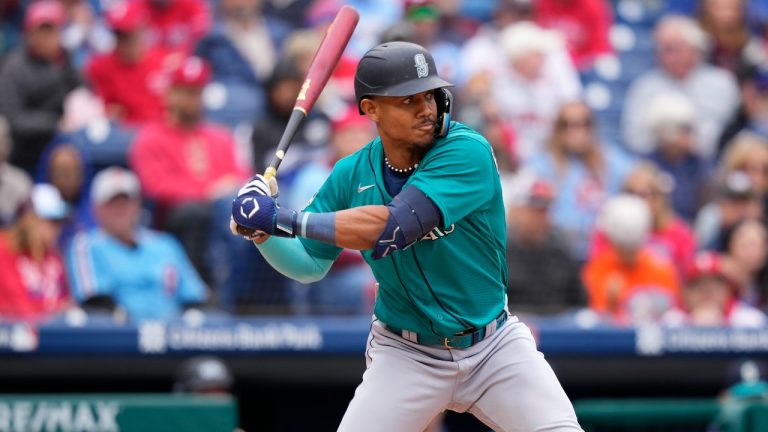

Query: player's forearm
left=333, top=205, right=389, bottom=250
left=256, top=236, right=334, bottom=284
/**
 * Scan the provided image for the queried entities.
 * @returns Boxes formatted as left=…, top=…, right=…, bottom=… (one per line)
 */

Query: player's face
left=369, top=90, right=437, bottom=149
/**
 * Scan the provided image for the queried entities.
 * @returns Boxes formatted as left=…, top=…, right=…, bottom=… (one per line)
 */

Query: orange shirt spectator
left=583, top=195, right=680, bottom=325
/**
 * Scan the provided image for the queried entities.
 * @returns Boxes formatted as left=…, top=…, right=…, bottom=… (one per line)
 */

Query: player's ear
left=360, top=98, right=379, bottom=122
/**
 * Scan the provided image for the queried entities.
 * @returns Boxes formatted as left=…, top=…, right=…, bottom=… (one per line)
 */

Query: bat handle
left=263, top=166, right=277, bottom=181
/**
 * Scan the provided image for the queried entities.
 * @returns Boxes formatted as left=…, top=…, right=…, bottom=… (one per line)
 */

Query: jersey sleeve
left=408, top=134, right=497, bottom=227
left=166, top=234, right=207, bottom=305
left=296, top=158, right=353, bottom=261
left=66, top=232, right=115, bottom=302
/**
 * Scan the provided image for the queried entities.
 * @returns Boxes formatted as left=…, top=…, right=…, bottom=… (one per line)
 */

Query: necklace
left=384, top=156, right=418, bottom=174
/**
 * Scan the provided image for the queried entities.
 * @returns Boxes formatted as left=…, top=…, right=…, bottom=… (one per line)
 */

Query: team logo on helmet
left=414, top=53, right=429, bottom=78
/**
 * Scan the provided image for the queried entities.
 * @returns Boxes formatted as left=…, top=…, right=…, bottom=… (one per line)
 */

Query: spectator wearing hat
left=0, top=0, right=81, bottom=173
left=86, top=1, right=175, bottom=125
left=505, top=171, right=586, bottom=315
left=0, top=116, right=32, bottom=227
left=663, top=252, right=766, bottom=327
left=645, top=93, right=713, bottom=222
left=533, top=0, right=613, bottom=71
left=592, top=162, right=698, bottom=278
left=622, top=15, right=739, bottom=159
left=66, top=167, right=207, bottom=321
left=695, top=168, right=765, bottom=251
left=488, top=21, right=582, bottom=162
left=137, top=0, right=211, bottom=55
left=583, top=194, right=680, bottom=325
left=129, top=56, right=249, bottom=281
left=0, top=183, right=71, bottom=322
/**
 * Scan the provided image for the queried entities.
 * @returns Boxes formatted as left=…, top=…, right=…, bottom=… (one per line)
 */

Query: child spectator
left=67, top=167, right=207, bottom=321
left=663, top=252, right=767, bottom=327
left=0, top=184, right=71, bottom=322
left=583, top=194, right=680, bottom=325
left=505, top=171, right=586, bottom=315
left=0, top=0, right=81, bottom=173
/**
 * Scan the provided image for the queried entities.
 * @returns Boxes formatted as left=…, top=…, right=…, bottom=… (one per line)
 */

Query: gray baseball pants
left=337, top=315, right=583, bottom=432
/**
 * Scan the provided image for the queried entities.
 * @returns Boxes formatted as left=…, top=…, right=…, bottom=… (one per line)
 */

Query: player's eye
left=425, top=92, right=434, bottom=101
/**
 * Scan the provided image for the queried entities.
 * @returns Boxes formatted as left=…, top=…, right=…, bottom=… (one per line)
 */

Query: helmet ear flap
left=434, top=88, right=453, bottom=138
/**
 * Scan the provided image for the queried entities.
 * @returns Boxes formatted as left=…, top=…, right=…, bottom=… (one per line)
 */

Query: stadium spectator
left=719, top=132, right=768, bottom=205
left=583, top=194, right=680, bottom=325
left=195, top=0, right=291, bottom=85
left=622, top=15, right=740, bottom=159
left=719, top=218, right=768, bottom=307
left=490, top=21, right=582, bottom=161
left=86, top=1, right=173, bottom=125
left=35, top=137, right=95, bottom=247
left=129, top=56, right=249, bottom=280
left=505, top=171, right=586, bottom=315
left=286, top=107, right=376, bottom=315
left=695, top=171, right=764, bottom=250
left=66, top=167, right=207, bottom=321
left=59, top=0, right=114, bottom=68
left=592, top=162, right=697, bottom=278
left=718, top=65, right=768, bottom=154
left=0, top=116, right=32, bottom=227
left=402, top=0, right=464, bottom=84
left=663, top=251, right=767, bottom=327
left=526, top=101, right=634, bottom=260
left=0, top=0, right=81, bottom=173
left=697, top=0, right=766, bottom=73
left=646, top=93, right=713, bottom=222
left=137, top=0, right=211, bottom=55
left=0, top=184, right=71, bottom=322
left=251, top=57, right=329, bottom=174
left=534, top=0, right=613, bottom=70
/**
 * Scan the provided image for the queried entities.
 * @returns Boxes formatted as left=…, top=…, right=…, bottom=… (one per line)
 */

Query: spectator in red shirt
left=129, top=55, right=248, bottom=280
left=86, top=1, right=176, bottom=125
left=534, top=0, right=613, bottom=70
left=139, top=0, right=211, bottom=55
left=0, top=184, right=71, bottom=322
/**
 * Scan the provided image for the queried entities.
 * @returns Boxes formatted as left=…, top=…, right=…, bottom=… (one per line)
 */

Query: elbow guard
left=373, top=185, right=441, bottom=259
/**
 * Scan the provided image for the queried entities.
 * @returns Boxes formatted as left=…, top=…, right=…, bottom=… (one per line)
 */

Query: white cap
left=31, top=183, right=69, bottom=220
left=499, top=21, right=563, bottom=62
left=90, top=167, right=141, bottom=205
left=597, top=194, right=651, bottom=250
left=645, top=93, right=697, bottom=133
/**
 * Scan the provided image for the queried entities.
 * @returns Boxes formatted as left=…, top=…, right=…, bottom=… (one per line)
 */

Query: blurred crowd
left=3, top=0, right=768, bottom=329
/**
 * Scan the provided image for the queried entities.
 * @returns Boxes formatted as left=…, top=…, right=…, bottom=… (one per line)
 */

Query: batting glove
left=237, top=174, right=279, bottom=198
left=231, top=194, right=298, bottom=238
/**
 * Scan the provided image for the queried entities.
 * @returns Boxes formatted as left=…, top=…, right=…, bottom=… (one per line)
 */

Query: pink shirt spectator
left=139, top=0, right=211, bottom=54
left=534, top=0, right=613, bottom=70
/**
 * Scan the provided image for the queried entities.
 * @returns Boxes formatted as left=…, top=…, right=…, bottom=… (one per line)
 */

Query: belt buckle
left=443, top=337, right=454, bottom=350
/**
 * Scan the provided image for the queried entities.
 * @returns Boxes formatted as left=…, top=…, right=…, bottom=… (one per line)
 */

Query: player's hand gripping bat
left=234, top=5, right=359, bottom=237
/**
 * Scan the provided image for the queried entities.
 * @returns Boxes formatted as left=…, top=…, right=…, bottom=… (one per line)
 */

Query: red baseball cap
left=24, top=0, right=67, bottom=32
left=170, top=56, right=211, bottom=88
left=106, top=2, right=147, bottom=33
left=686, top=252, right=728, bottom=284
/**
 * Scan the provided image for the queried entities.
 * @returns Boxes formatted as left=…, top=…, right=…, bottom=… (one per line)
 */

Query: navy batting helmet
left=354, top=41, right=453, bottom=113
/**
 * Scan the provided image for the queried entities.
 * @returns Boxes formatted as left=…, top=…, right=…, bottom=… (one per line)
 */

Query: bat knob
left=235, top=225, right=260, bottom=237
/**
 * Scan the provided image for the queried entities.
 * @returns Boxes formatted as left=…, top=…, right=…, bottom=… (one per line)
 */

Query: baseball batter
left=231, top=41, right=582, bottom=432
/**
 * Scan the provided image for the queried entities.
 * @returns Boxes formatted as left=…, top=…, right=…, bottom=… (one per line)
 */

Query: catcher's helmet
left=355, top=42, right=454, bottom=135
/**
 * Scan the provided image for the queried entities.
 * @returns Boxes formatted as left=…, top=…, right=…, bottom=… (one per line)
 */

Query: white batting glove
left=237, top=174, right=279, bottom=198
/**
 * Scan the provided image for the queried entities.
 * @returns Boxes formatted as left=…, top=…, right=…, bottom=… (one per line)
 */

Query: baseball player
left=231, top=41, right=582, bottom=432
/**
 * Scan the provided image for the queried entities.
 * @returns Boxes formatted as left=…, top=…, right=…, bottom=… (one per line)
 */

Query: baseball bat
left=236, top=5, right=359, bottom=236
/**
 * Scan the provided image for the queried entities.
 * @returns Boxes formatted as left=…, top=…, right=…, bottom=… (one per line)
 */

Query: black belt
left=383, top=310, right=508, bottom=350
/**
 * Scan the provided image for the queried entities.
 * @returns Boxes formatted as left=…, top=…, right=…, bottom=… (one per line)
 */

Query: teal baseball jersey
left=299, top=122, right=508, bottom=336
